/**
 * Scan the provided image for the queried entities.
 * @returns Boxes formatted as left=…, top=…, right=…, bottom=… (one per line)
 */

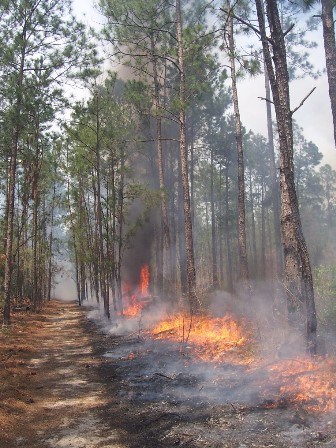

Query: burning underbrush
left=260, top=357, right=336, bottom=413
left=92, top=266, right=336, bottom=420
left=147, top=313, right=336, bottom=414
left=151, top=313, right=252, bottom=363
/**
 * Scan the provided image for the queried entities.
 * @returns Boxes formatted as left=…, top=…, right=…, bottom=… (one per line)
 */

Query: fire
left=123, top=301, right=143, bottom=318
left=151, top=313, right=250, bottom=362
left=140, top=264, right=149, bottom=296
left=122, top=264, right=150, bottom=317
left=265, top=357, right=336, bottom=412
left=118, top=276, right=336, bottom=415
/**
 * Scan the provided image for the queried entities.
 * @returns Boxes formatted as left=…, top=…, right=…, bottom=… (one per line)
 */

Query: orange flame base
left=151, top=313, right=250, bottom=362
left=122, top=264, right=150, bottom=317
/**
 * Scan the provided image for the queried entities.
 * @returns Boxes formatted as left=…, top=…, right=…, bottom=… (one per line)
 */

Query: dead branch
left=283, top=23, right=295, bottom=37
left=258, top=96, right=274, bottom=105
left=153, top=372, right=174, bottom=380
left=291, top=87, right=316, bottom=116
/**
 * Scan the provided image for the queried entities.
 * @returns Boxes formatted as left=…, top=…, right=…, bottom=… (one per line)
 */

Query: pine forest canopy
left=0, top=0, right=336, bottom=356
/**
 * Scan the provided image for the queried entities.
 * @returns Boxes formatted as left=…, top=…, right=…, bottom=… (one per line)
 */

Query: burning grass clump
left=151, top=313, right=253, bottom=363
left=263, top=357, right=336, bottom=413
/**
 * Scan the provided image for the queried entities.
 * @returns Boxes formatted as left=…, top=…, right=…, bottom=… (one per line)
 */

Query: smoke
left=53, top=260, right=77, bottom=302
left=122, top=199, right=156, bottom=289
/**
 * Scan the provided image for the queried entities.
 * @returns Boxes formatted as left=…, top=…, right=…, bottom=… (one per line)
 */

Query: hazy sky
left=71, top=0, right=336, bottom=169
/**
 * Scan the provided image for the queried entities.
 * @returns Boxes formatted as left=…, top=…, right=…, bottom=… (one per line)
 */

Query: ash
left=96, top=325, right=336, bottom=448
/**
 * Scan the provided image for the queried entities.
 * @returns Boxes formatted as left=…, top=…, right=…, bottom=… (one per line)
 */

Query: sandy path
left=3, top=300, right=336, bottom=448
left=2, top=301, right=126, bottom=448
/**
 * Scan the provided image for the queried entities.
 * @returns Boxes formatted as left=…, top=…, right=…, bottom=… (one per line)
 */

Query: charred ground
left=1, top=300, right=336, bottom=448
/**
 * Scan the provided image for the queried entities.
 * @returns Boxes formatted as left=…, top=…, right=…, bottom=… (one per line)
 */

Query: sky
left=71, top=0, right=336, bottom=169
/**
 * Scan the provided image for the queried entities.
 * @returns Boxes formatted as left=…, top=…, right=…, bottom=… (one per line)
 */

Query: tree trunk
left=210, top=147, right=219, bottom=288
left=264, top=63, right=283, bottom=277
left=225, top=164, right=234, bottom=292
left=249, top=169, right=258, bottom=275
left=176, top=0, right=198, bottom=311
left=321, top=0, right=336, bottom=147
left=227, top=10, right=250, bottom=296
left=3, top=17, right=28, bottom=325
left=47, top=178, right=56, bottom=301
left=150, top=33, right=171, bottom=297
left=177, top=155, right=188, bottom=297
left=260, top=178, right=266, bottom=277
left=255, top=0, right=317, bottom=354
left=218, top=164, right=224, bottom=285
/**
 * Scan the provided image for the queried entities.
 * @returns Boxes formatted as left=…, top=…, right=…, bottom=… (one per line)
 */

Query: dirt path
left=1, top=301, right=128, bottom=448
left=1, top=301, right=336, bottom=448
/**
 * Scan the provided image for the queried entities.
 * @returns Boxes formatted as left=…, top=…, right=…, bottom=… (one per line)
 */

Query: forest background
left=1, top=0, right=336, bottom=355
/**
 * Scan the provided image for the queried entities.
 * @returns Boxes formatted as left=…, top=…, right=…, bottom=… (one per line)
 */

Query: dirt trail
left=1, top=301, right=127, bottom=448
left=1, top=300, right=336, bottom=448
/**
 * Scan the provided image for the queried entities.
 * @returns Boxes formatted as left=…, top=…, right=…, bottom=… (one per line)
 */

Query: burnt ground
left=1, top=300, right=336, bottom=448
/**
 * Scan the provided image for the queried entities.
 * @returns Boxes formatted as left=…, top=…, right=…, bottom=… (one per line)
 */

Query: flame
left=140, top=264, right=150, bottom=296
left=118, top=272, right=336, bottom=414
left=122, top=265, right=150, bottom=317
left=151, top=313, right=250, bottom=362
left=123, top=301, right=143, bottom=318
left=264, top=357, right=336, bottom=412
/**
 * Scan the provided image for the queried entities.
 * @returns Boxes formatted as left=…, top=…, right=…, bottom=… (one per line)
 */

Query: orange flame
left=140, top=264, right=150, bottom=296
left=265, top=357, right=336, bottom=412
left=122, top=264, right=150, bottom=317
left=151, top=314, right=250, bottom=362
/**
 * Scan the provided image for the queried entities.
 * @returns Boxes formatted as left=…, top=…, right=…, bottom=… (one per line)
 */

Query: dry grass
left=0, top=304, right=55, bottom=443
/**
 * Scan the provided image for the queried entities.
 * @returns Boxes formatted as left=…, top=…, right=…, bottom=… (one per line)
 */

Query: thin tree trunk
left=176, top=0, right=198, bottom=311
left=321, top=0, right=336, bottom=147
left=210, top=147, right=219, bottom=288
left=150, top=34, right=171, bottom=296
left=219, top=164, right=224, bottom=285
left=225, top=165, right=233, bottom=292
left=260, top=179, right=266, bottom=277
left=177, top=156, right=188, bottom=297
left=3, top=22, right=27, bottom=325
left=227, top=10, right=250, bottom=295
left=116, top=154, right=125, bottom=313
left=255, top=0, right=317, bottom=354
left=47, top=178, right=56, bottom=301
left=249, top=169, right=258, bottom=275
left=264, top=63, right=283, bottom=277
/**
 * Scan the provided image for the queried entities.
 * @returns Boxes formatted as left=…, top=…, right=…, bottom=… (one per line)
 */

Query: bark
left=227, top=11, right=250, bottom=295
left=47, top=178, right=56, bottom=301
left=210, top=147, right=219, bottom=288
left=249, top=170, right=258, bottom=275
left=109, top=162, right=118, bottom=311
left=150, top=33, right=171, bottom=296
left=225, top=165, right=234, bottom=292
left=176, top=0, right=198, bottom=311
left=264, top=64, right=283, bottom=278
left=321, top=0, right=336, bottom=147
left=3, top=21, right=27, bottom=325
left=177, top=156, right=188, bottom=297
left=116, top=154, right=125, bottom=314
left=32, top=113, right=42, bottom=311
left=218, top=165, right=224, bottom=285
left=168, top=145, right=178, bottom=300
left=94, top=92, right=109, bottom=318
left=255, top=0, right=317, bottom=354
left=261, top=179, right=266, bottom=276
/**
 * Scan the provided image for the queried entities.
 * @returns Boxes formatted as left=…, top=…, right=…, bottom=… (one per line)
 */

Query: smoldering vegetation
left=84, top=287, right=336, bottom=447
left=86, top=283, right=335, bottom=405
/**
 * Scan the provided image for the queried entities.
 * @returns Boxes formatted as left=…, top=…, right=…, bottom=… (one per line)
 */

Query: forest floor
left=1, top=300, right=336, bottom=448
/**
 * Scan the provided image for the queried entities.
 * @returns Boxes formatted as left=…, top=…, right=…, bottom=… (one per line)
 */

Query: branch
left=290, top=87, right=316, bottom=116
left=121, top=138, right=179, bottom=143
left=258, top=96, right=274, bottom=105
left=283, top=23, right=295, bottom=37
left=220, top=6, right=272, bottom=43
